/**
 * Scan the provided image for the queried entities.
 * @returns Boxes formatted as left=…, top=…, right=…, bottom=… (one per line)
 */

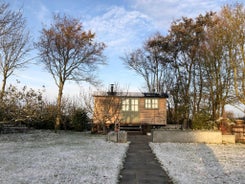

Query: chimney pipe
left=107, top=84, right=117, bottom=96
left=110, top=84, right=114, bottom=93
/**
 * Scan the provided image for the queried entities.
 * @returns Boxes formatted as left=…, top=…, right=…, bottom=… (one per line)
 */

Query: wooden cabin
left=92, top=85, right=168, bottom=133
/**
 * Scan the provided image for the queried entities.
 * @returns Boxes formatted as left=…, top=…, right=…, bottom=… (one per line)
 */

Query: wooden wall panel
left=139, top=98, right=166, bottom=125
left=93, top=96, right=167, bottom=126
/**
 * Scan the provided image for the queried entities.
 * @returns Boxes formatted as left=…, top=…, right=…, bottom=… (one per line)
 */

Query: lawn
left=150, top=142, right=245, bottom=184
left=1, top=130, right=245, bottom=184
left=0, top=130, right=128, bottom=184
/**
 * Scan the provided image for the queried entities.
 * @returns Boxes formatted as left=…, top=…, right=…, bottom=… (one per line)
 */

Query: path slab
left=119, top=134, right=172, bottom=184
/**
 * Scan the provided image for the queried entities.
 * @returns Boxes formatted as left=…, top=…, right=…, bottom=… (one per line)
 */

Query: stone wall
left=152, top=130, right=222, bottom=144
left=107, top=131, right=127, bottom=143
left=222, top=135, right=235, bottom=144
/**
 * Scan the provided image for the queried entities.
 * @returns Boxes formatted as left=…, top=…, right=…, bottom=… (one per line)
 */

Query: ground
left=0, top=130, right=128, bottom=184
left=0, top=131, right=244, bottom=184
left=150, top=142, right=245, bottom=184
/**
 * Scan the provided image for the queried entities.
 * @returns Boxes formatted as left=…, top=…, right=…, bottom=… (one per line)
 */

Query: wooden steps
left=120, top=126, right=142, bottom=132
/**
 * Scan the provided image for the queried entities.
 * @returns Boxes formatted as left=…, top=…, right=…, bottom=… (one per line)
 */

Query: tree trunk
left=0, top=74, right=7, bottom=101
left=55, top=81, right=64, bottom=132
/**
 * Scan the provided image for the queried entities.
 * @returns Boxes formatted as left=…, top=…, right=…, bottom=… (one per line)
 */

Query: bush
left=29, top=119, right=55, bottom=130
left=71, top=108, right=90, bottom=131
left=0, top=107, right=4, bottom=121
left=191, top=112, right=216, bottom=130
left=27, top=104, right=57, bottom=130
left=0, top=85, right=45, bottom=122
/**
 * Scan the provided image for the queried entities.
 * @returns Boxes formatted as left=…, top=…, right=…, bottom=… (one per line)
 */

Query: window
left=131, top=99, right=138, bottom=112
left=152, top=99, right=158, bottom=108
left=145, top=98, right=158, bottom=109
left=122, top=99, right=129, bottom=111
left=122, top=98, right=138, bottom=112
left=145, top=99, right=151, bottom=109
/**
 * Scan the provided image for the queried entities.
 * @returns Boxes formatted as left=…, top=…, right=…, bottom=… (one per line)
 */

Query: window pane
left=131, top=99, right=138, bottom=111
left=145, top=99, right=151, bottom=109
left=152, top=99, right=158, bottom=108
left=122, top=99, right=129, bottom=111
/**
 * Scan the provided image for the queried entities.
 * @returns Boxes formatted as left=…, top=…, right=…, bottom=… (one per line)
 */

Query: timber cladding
left=93, top=96, right=121, bottom=124
left=138, top=98, right=166, bottom=125
left=93, top=92, right=167, bottom=126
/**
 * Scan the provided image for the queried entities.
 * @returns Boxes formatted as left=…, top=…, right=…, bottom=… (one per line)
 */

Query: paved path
left=119, top=134, right=173, bottom=184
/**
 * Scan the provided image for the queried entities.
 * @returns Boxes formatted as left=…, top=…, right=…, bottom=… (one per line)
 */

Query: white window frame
left=145, top=98, right=158, bottom=109
left=151, top=99, right=158, bottom=109
left=122, top=98, right=138, bottom=112
left=145, top=99, right=152, bottom=109
left=131, top=99, right=138, bottom=112
left=122, top=98, right=130, bottom=111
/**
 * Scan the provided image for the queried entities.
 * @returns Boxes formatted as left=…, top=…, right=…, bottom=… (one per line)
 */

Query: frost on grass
left=150, top=143, right=245, bottom=184
left=0, top=130, right=128, bottom=184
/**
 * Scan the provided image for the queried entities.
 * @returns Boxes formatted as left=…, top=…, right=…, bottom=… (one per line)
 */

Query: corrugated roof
left=93, top=91, right=168, bottom=98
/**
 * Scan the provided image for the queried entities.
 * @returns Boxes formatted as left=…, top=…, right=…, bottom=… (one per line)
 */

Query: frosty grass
left=1, top=130, right=245, bottom=184
left=150, top=142, right=245, bottom=184
left=0, top=130, right=128, bottom=184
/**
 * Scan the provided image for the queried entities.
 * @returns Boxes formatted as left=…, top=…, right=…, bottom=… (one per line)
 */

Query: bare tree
left=35, top=14, right=106, bottom=131
left=123, top=11, right=233, bottom=126
left=219, top=4, right=245, bottom=107
left=200, top=14, right=232, bottom=119
left=0, top=3, right=31, bottom=100
left=122, top=33, right=172, bottom=93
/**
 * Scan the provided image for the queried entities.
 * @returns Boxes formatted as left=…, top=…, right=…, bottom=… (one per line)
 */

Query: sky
left=3, top=0, right=237, bottom=101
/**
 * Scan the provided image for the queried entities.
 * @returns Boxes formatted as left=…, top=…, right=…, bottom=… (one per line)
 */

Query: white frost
left=1, top=131, right=245, bottom=184
left=150, top=142, right=245, bottom=184
left=0, top=130, right=128, bottom=184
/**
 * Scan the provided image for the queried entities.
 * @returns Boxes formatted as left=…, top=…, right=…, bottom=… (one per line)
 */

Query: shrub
left=29, top=119, right=55, bottom=130
left=0, top=85, right=45, bottom=122
left=71, top=108, right=90, bottom=131
left=28, top=104, right=56, bottom=130
left=191, top=112, right=216, bottom=130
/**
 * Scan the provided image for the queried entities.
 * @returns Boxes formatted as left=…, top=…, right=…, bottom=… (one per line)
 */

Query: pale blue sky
left=4, top=0, right=235, bottom=99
